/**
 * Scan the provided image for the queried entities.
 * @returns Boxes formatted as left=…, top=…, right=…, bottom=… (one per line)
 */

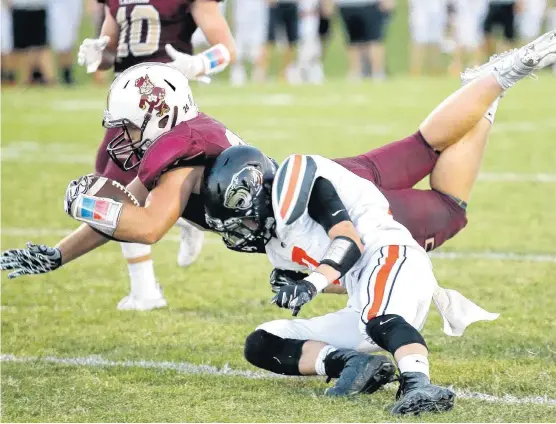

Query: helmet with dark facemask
left=202, top=145, right=277, bottom=253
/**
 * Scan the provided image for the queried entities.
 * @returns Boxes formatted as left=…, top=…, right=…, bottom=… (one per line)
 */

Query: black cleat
left=391, top=372, right=455, bottom=415
left=325, top=350, right=395, bottom=397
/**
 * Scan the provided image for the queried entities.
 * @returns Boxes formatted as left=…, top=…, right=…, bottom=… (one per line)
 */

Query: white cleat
left=117, top=292, right=168, bottom=311
left=177, top=223, right=204, bottom=268
left=461, top=30, right=556, bottom=87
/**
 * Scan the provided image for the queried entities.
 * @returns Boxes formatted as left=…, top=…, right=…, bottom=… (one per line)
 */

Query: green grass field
left=1, top=75, right=556, bottom=422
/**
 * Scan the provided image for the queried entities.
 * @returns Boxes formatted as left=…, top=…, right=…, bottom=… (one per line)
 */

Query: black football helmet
left=202, top=145, right=277, bottom=253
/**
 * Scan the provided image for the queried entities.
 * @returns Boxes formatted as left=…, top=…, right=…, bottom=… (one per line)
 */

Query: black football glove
left=269, top=268, right=308, bottom=293
left=0, top=242, right=62, bottom=279
left=271, top=279, right=317, bottom=316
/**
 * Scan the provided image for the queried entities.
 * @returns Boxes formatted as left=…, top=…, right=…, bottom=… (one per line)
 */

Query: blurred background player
left=297, top=0, right=324, bottom=83
left=550, top=0, right=556, bottom=72
left=1, top=0, right=15, bottom=85
left=518, top=0, right=547, bottom=41
left=448, top=0, right=488, bottom=75
left=229, top=0, right=268, bottom=85
left=336, top=0, right=391, bottom=80
left=318, top=0, right=334, bottom=60
left=77, top=0, right=236, bottom=311
left=47, top=0, right=83, bottom=85
left=9, top=0, right=56, bottom=84
left=409, top=0, right=448, bottom=76
left=483, top=0, right=524, bottom=56
left=257, top=0, right=299, bottom=81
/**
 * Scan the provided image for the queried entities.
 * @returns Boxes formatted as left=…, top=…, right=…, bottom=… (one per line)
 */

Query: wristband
left=304, top=272, right=329, bottom=293
left=198, top=44, right=230, bottom=75
left=71, top=194, right=123, bottom=236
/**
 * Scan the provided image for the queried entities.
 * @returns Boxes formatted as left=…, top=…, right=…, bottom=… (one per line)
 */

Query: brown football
left=86, top=176, right=140, bottom=206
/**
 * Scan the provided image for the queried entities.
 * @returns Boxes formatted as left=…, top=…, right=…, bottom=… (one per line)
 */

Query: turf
left=2, top=76, right=556, bottom=422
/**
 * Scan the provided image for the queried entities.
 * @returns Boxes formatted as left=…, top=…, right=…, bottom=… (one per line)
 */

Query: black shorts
left=483, top=2, right=516, bottom=41
left=339, top=3, right=385, bottom=44
left=267, top=2, right=299, bottom=45
left=12, top=8, right=47, bottom=50
left=319, top=16, right=331, bottom=40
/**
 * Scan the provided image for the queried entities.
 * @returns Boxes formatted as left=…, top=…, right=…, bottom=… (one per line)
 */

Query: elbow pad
left=320, top=236, right=362, bottom=277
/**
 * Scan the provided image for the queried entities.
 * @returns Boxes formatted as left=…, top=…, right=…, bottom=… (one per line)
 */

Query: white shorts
left=258, top=245, right=436, bottom=353
left=454, top=0, right=488, bottom=48
left=48, top=0, right=83, bottom=52
left=233, top=0, right=268, bottom=62
left=409, top=0, right=448, bottom=44
left=1, top=4, right=13, bottom=54
left=518, top=0, right=547, bottom=39
left=550, top=8, right=556, bottom=30
left=298, top=15, right=321, bottom=62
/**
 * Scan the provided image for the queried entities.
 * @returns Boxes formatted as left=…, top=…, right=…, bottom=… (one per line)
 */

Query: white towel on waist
left=432, top=286, right=499, bottom=337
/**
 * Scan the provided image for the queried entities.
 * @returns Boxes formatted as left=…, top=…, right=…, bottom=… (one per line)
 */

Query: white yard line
left=2, top=227, right=555, bottom=263
left=1, top=353, right=554, bottom=406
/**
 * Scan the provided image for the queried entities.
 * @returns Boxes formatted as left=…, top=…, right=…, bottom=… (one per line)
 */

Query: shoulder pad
left=272, top=154, right=318, bottom=226
left=138, top=125, right=203, bottom=190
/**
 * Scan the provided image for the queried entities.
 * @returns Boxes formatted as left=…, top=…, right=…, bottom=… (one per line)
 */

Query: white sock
left=398, top=354, right=430, bottom=378
left=484, top=97, right=500, bottom=125
left=314, top=345, right=337, bottom=376
left=120, top=243, right=160, bottom=299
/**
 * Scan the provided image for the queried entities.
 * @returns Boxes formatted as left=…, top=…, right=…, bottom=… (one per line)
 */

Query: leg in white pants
left=118, top=243, right=167, bottom=311
left=518, top=0, right=547, bottom=41
left=357, top=245, right=435, bottom=348
left=259, top=246, right=435, bottom=354
left=231, top=0, right=268, bottom=84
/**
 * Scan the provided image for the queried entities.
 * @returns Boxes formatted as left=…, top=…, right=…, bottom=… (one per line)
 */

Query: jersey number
left=291, top=246, right=340, bottom=285
left=116, top=5, right=161, bottom=58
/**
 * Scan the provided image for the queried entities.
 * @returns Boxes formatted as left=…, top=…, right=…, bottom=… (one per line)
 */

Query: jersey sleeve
left=272, top=154, right=319, bottom=226
left=307, top=178, right=351, bottom=232
left=138, top=130, right=204, bottom=190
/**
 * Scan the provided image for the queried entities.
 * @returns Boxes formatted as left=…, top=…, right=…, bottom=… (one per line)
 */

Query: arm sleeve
left=307, top=177, right=351, bottom=233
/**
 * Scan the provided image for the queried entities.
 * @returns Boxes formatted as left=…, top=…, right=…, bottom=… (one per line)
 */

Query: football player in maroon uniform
left=2, top=32, right=556, bottom=295
left=76, top=0, right=236, bottom=311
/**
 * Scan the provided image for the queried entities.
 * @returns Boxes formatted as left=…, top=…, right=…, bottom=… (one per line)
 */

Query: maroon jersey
left=138, top=113, right=243, bottom=228
left=103, top=0, right=219, bottom=74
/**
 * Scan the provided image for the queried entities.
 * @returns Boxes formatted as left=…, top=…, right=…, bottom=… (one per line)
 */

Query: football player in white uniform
left=202, top=146, right=500, bottom=415
left=200, top=33, right=556, bottom=414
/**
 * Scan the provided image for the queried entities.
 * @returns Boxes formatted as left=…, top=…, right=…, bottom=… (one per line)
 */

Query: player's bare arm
left=77, top=6, right=117, bottom=73
left=113, top=167, right=203, bottom=244
left=191, top=0, right=236, bottom=62
left=97, top=6, right=118, bottom=69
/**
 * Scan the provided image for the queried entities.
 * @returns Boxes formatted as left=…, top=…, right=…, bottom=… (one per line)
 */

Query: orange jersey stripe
left=280, top=155, right=303, bottom=219
left=366, top=245, right=400, bottom=320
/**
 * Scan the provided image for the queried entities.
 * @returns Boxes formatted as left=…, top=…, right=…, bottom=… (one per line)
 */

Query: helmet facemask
left=103, top=110, right=153, bottom=171
left=205, top=165, right=275, bottom=253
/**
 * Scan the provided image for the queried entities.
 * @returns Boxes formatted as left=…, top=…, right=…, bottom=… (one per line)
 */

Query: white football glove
left=77, top=35, right=110, bottom=73
left=165, top=44, right=211, bottom=84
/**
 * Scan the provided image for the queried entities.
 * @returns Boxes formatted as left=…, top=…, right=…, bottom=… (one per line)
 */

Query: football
left=85, top=176, right=140, bottom=207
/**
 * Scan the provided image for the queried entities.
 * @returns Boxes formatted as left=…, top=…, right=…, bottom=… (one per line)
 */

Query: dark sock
left=62, top=66, right=74, bottom=85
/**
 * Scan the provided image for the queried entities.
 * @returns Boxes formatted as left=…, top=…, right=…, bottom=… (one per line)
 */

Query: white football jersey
left=265, top=154, right=420, bottom=295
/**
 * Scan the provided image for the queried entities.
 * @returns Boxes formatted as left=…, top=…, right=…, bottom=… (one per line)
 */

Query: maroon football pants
left=334, top=131, right=468, bottom=251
